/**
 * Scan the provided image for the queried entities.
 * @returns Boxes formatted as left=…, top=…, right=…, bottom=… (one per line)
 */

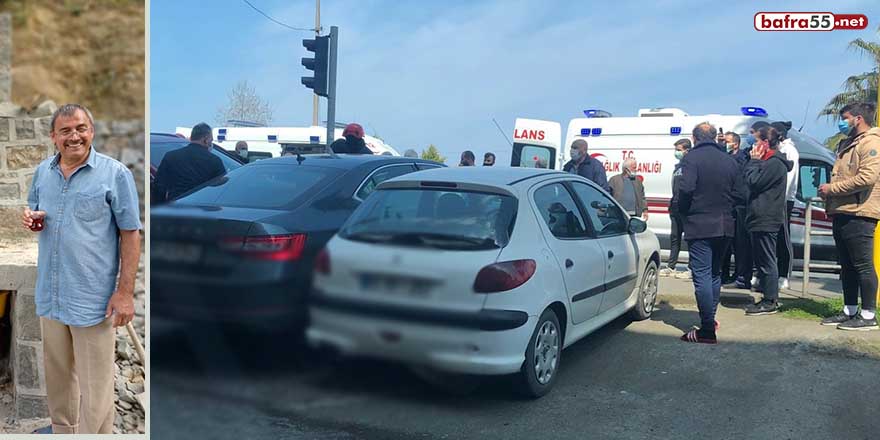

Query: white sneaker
left=659, top=267, right=675, bottom=277
left=674, top=270, right=692, bottom=280
left=751, top=276, right=758, bottom=287
left=779, top=277, right=789, bottom=290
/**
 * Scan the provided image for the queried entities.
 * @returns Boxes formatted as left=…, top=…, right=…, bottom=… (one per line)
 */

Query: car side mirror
left=628, top=217, right=647, bottom=234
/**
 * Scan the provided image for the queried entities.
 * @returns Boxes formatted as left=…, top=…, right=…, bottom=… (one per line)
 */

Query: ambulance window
left=519, top=145, right=552, bottom=169
left=798, top=161, right=831, bottom=205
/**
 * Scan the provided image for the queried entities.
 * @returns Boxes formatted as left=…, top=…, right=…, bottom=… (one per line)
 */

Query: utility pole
left=312, top=0, right=320, bottom=127
left=325, top=26, right=338, bottom=155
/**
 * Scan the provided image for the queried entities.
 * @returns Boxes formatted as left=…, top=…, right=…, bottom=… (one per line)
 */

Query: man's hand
left=642, top=213, right=649, bottom=221
left=818, top=183, right=832, bottom=198
left=21, top=208, right=46, bottom=229
left=105, top=291, right=134, bottom=327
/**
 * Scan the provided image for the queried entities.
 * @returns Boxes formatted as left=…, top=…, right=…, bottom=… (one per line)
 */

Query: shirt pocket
left=74, top=192, right=107, bottom=222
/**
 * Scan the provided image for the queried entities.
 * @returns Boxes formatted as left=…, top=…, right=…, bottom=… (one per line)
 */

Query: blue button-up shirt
left=28, top=147, right=142, bottom=327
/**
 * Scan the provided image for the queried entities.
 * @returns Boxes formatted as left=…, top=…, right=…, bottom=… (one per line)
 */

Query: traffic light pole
left=312, top=0, right=321, bottom=127
left=325, top=26, right=338, bottom=157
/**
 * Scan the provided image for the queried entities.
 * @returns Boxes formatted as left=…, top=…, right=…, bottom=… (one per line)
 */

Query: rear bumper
left=152, top=275, right=308, bottom=328
left=307, top=291, right=535, bottom=375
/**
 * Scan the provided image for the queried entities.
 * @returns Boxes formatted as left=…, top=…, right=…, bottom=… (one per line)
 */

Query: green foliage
left=820, top=26, right=880, bottom=121
left=779, top=297, right=844, bottom=320
left=823, top=132, right=846, bottom=151
left=421, top=144, right=446, bottom=163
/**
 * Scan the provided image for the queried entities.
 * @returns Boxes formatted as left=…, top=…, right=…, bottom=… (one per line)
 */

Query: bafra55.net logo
left=755, top=12, right=868, bottom=31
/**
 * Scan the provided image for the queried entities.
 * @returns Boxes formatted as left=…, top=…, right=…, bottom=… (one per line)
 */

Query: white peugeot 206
left=307, top=167, right=661, bottom=397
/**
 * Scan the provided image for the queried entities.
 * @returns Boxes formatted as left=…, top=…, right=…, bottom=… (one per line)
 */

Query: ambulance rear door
left=511, top=118, right=561, bottom=169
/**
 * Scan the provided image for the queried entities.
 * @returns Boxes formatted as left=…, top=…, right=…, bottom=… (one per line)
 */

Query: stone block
left=15, top=394, right=48, bottom=421
left=100, top=136, right=129, bottom=160
left=31, top=101, right=57, bottom=119
left=94, top=120, right=111, bottom=138
left=14, top=293, right=41, bottom=342
left=120, top=148, right=144, bottom=167
left=36, top=117, right=52, bottom=137
left=111, top=120, right=142, bottom=136
left=0, top=265, right=38, bottom=290
left=6, top=145, right=47, bottom=170
left=15, top=119, right=35, bottom=140
left=0, top=118, right=8, bottom=141
left=13, top=343, right=41, bottom=391
left=0, top=182, right=19, bottom=200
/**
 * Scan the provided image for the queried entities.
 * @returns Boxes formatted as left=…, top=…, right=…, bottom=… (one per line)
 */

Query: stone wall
left=0, top=14, right=10, bottom=102
left=0, top=266, right=46, bottom=420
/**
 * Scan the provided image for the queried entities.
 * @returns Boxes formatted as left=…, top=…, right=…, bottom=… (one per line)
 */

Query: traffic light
left=301, top=35, right=330, bottom=97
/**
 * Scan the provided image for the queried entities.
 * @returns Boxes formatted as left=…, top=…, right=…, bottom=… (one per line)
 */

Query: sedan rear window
left=174, top=164, right=341, bottom=209
left=151, top=140, right=241, bottom=172
left=340, top=189, right=517, bottom=250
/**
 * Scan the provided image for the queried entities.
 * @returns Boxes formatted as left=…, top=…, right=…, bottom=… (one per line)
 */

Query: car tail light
left=314, top=248, right=330, bottom=275
left=219, top=234, right=307, bottom=261
left=473, top=259, right=536, bottom=293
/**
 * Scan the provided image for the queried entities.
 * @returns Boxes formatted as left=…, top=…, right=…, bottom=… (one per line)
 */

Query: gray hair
left=235, top=141, right=248, bottom=149
left=623, top=158, right=637, bottom=171
left=571, top=139, right=588, bottom=149
left=191, top=122, right=213, bottom=142
left=404, top=149, right=419, bottom=158
left=50, top=104, right=95, bottom=132
left=692, top=122, right=717, bottom=143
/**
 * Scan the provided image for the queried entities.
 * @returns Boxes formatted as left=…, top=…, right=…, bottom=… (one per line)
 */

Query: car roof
left=150, top=132, right=189, bottom=143
left=382, top=166, right=568, bottom=190
left=246, top=154, right=443, bottom=170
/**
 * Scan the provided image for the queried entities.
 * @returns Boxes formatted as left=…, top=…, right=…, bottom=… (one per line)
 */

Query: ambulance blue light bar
left=583, top=109, right=612, bottom=118
left=741, top=107, right=768, bottom=117
left=591, top=128, right=602, bottom=136
left=310, top=136, right=320, bottom=144
left=670, top=127, right=682, bottom=136
left=268, top=135, right=278, bottom=142
left=217, top=135, right=226, bottom=142
left=218, top=128, right=227, bottom=135
left=580, top=128, right=591, bottom=136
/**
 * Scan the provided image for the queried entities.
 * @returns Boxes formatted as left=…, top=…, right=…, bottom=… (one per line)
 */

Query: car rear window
left=151, top=140, right=241, bottom=172
left=174, top=164, right=341, bottom=209
left=340, top=189, right=517, bottom=250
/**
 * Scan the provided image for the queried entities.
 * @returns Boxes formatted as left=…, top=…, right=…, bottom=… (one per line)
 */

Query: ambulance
left=510, top=107, right=837, bottom=265
left=174, top=124, right=401, bottom=161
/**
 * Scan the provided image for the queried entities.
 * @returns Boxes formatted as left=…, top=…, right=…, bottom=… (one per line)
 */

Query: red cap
left=342, top=123, right=365, bottom=139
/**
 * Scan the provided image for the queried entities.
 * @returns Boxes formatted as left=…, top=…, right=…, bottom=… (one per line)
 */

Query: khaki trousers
left=40, top=317, right=116, bottom=434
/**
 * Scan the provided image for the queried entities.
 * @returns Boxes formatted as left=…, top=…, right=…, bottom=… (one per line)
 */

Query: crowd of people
left=559, top=102, right=880, bottom=341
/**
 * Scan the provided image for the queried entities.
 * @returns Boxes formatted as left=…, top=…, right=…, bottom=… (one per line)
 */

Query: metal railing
left=802, top=197, right=834, bottom=298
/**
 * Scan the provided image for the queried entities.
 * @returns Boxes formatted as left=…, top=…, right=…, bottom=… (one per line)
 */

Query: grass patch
left=779, top=297, right=844, bottom=320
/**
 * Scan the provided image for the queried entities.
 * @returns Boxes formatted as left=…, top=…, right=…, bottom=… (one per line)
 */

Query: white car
left=307, top=167, right=661, bottom=397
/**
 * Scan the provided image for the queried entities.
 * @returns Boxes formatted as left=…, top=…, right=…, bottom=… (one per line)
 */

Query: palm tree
left=820, top=27, right=880, bottom=121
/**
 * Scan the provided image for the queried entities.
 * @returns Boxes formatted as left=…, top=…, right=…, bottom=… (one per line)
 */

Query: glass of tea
left=30, top=215, right=44, bottom=232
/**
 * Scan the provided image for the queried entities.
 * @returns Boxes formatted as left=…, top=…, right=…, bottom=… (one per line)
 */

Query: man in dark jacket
left=154, top=122, right=225, bottom=203
left=660, top=139, right=692, bottom=277
left=609, top=158, right=647, bottom=218
left=677, top=122, right=738, bottom=344
left=743, top=126, right=794, bottom=316
left=726, top=131, right=755, bottom=289
left=330, top=123, right=373, bottom=154
left=563, top=139, right=609, bottom=191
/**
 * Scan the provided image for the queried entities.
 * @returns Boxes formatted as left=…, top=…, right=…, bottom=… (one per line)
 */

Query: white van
left=174, top=125, right=401, bottom=161
left=510, top=107, right=837, bottom=264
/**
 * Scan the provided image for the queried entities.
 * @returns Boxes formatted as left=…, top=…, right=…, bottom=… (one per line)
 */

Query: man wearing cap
left=330, top=123, right=372, bottom=154
left=563, top=139, right=609, bottom=191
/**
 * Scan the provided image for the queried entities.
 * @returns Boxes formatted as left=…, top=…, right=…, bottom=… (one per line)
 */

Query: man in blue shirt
left=563, top=139, right=610, bottom=191
left=21, top=104, right=142, bottom=434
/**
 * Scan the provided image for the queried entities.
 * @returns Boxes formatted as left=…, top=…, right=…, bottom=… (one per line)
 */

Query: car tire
left=629, top=260, right=659, bottom=321
left=517, top=308, right=561, bottom=399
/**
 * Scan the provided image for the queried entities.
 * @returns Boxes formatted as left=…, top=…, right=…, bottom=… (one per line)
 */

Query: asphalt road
left=152, top=279, right=880, bottom=440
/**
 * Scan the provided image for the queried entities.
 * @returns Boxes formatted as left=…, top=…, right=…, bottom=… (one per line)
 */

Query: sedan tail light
left=219, top=233, right=307, bottom=261
left=473, top=259, right=536, bottom=293
left=314, top=248, right=330, bottom=275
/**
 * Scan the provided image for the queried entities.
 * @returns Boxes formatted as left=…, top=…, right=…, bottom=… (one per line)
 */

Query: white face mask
left=570, top=149, right=582, bottom=161
left=238, top=150, right=248, bottom=158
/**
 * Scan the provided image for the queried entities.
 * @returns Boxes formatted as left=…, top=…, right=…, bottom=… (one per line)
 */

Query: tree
left=421, top=144, right=446, bottom=163
left=820, top=26, right=879, bottom=122
left=216, top=80, right=274, bottom=126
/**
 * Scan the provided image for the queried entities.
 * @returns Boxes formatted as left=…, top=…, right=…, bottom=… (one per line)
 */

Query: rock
left=137, top=422, right=145, bottom=433
left=1, top=394, right=11, bottom=404
left=120, top=391, right=138, bottom=404
left=0, top=102, right=23, bottom=117
left=126, top=382, right=144, bottom=395
left=118, top=400, right=132, bottom=411
left=30, top=100, right=57, bottom=118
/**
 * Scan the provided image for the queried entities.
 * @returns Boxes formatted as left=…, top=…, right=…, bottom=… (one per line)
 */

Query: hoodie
left=744, top=149, right=794, bottom=232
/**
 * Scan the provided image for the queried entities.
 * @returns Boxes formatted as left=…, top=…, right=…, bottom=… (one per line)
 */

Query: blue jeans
left=687, top=237, right=731, bottom=331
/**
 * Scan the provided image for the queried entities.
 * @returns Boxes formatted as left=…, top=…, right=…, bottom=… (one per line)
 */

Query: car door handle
left=607, top=250, right=614, bottom=259
left=565, top=259, right=574, bottom=268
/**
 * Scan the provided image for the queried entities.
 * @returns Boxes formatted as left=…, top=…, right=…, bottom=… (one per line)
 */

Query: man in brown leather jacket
left=819, top=102, right=880, bottom=331
left=608, top=158, right=647, bottom=219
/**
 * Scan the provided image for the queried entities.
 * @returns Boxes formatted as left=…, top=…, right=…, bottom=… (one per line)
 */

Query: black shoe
left=837, top=314, right=879, bottom=331
left=820, top=313, right=855, bottom=326
left=32, top=426, right=52, bottom=434
left=745, top=300, right=778, bottom=316
left=734, top=278, right=751, bottom=289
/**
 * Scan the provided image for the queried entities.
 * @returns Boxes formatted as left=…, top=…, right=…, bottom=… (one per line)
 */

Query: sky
left=150, top=0, right=880, bottom=165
